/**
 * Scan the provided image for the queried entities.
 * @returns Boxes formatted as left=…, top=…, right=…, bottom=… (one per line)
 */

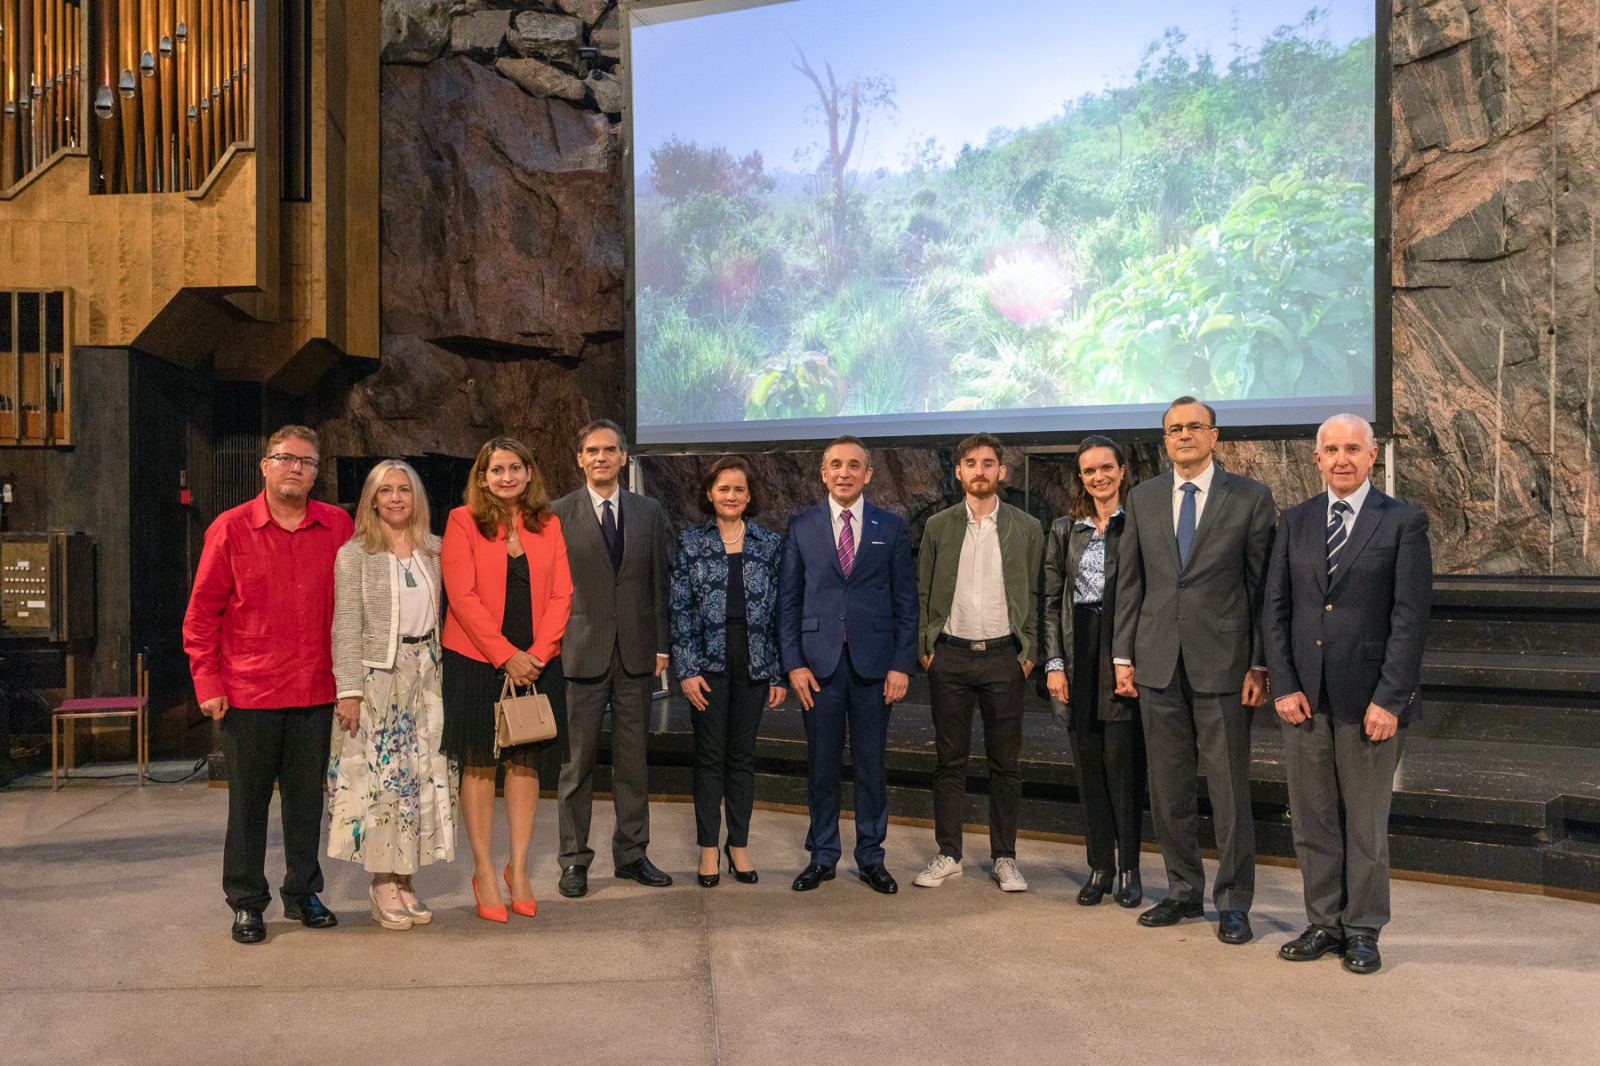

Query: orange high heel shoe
left=504, top=865, right=538, bottom=917
left=472, top=875, right=509, bottom=923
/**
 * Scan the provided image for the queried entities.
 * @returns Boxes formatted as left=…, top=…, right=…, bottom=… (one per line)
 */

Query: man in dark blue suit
left=779, top=436, right=919, bottom=893
left=1265, top=413, right=1431, bottom=976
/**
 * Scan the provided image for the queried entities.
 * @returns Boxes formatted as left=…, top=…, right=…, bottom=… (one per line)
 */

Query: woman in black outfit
left=1043, top=435, right=1145, bottom=907
left=669, top=456, right=787, bottom=887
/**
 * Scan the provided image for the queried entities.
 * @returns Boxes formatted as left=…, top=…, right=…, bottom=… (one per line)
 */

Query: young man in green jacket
left=915, top=433, right=1044, bottom=892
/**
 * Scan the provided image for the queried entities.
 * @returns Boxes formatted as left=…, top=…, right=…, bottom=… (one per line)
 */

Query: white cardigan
left=331, top=540, right=443, bottom=699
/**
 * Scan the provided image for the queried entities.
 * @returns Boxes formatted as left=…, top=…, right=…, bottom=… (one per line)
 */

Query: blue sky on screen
left=630, top=0, right=1374, bottom=178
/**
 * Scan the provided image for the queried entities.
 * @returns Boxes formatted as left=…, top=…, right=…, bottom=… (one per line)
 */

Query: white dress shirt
left=587, top=482, right=621, bottom=525
left=1327, top=479, right=1372, bottom=539
left=944, top=502, right=1011, bottom=641
left=1172, top=461, right=1217, bottom=533
left=828, top=495, right=864, bottom=551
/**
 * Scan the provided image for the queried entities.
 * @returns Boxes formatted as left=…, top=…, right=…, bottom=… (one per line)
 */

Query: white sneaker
left=991, top=858, right=1028, bottom=892
left=913, top=854, right=963, bottom=887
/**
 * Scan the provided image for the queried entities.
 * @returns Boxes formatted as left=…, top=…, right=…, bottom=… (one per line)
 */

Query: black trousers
left=692, top=620, right=768, bottom=848
left=220, top=704, right=333, bottom=911
left=1069, top=605, right=1145, bottom=873
left=928, top=638, right=1025, bottom=861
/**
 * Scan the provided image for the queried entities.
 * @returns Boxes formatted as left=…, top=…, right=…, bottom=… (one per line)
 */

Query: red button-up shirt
left=183, top=493, right=354, bottom=709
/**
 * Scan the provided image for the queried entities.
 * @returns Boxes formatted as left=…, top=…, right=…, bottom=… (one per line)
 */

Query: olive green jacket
left=916, top=500, right=1044, bottom=667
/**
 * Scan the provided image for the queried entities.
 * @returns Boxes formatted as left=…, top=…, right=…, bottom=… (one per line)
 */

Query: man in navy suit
left=1265, top=413, right=1431, bottom=976
left=779, top=436, right=919, bottom=894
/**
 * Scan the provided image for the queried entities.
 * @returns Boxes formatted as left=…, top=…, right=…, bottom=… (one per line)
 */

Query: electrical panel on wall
left=0, top=533, right=95, bottom=642
left=0, top=289, right=73, bottom=446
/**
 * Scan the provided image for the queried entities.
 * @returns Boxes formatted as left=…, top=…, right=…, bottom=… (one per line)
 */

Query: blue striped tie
left=1327, top=500, right=1351, bottom=576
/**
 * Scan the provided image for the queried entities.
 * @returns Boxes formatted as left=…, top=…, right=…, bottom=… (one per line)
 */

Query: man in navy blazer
left=779, top=435, right=919, bottom=894
left=1265, top=413, right=1430, bottom=976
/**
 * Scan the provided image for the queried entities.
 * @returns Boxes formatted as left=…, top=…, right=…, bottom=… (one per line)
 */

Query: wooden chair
left=51, top=653, right=149, bottom=790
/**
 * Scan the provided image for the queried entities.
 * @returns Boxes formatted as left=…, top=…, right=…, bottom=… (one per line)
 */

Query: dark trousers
left=1072, top=719, right=1144, bottom=873
left=220, top=704, right=333, bottom=911
left=928, top=639, right=1025, bottom=861
left=559, top=645, right=656, bottom=869
left=1140, top=653, right=1256, bottom=912
left=803, top=644, right=892, bottom=868
left=1069, top=606, right=1145, bottom=873
left=1282, top=703, right=1400, bottom=939
left=693, top=621, right=768, bottom=848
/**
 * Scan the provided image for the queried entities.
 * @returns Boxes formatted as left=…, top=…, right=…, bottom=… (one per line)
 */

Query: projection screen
left=626, top=0, right=1388, bottom=448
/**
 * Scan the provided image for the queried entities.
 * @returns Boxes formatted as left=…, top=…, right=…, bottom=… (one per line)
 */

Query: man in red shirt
left=183, top=425, right=353, bottom=943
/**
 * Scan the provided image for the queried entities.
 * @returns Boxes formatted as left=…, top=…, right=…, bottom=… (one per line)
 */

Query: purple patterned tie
left=838, top=508, right=856, bottom=577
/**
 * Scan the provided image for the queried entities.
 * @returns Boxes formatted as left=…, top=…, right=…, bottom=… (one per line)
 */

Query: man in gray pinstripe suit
left=548, top=419, right=675, bottom=897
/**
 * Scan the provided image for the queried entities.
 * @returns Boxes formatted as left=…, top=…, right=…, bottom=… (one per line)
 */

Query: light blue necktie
left=1177, top=482, right=1198, bottom=568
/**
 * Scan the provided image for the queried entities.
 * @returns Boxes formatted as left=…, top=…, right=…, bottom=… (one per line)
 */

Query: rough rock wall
left=315, top=0, right=1599, bottom=573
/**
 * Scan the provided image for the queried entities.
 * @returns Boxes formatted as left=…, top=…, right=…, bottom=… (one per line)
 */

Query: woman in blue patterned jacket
left=670, top=455, right=787, bottom=887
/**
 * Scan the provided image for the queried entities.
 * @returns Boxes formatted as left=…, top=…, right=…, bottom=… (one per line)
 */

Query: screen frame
left=622, top=0, right=1395, bottom=452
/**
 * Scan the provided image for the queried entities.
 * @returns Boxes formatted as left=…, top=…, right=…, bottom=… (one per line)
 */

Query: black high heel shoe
left=724, top=843, right=759, bottom=884
left=1077, top=869, right=1114, bottom=906
left=698, top=849, right=721, bottom=888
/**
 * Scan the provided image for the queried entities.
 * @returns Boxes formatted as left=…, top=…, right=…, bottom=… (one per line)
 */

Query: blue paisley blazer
left=670, top=521, right=784, bottom=683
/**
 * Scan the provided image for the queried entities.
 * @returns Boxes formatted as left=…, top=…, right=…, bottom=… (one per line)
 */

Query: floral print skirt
left=327, top=642, right=458, bottom=873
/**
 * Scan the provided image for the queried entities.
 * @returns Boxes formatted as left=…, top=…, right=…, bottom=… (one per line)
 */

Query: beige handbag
left=495, top=674, right=557, bottom=755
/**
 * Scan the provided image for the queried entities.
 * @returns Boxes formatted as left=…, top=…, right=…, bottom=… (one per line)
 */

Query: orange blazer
left=441, top=505, right=573, bottom=667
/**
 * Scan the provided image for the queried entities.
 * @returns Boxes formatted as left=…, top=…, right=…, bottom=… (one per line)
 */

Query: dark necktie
left=1176, top=482, right=1198, bottom=568
left=602, top=499, right=622, bottom=570
left=1327, top=500, right=1351, bottom=576
left=838, top=508, right=856, bottom=577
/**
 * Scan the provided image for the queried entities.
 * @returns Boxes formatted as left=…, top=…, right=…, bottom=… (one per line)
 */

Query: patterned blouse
left=1072, top=511, right=1118, bottom=605
left=1046, top=507, right=1123, bottom=675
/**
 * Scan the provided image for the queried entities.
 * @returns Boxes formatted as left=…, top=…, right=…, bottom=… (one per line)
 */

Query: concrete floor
left=1, top=778, right=1597, bottom=1066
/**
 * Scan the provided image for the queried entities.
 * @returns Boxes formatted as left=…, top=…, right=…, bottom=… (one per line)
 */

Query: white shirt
left=1327, top=479, right=1372, bottom=540
left=1172, top=461, right=1217, bottom=533
left=944, top=502, right=1011, bottom=641
left=394, top=554, right=435, bottom=638
left=587, top=482, right=621, bottom=526
left=828, top=495, right=864, bottom=551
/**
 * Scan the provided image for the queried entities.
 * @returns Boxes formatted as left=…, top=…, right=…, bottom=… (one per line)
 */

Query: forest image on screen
left=631, top=0, right=1377, bottom=439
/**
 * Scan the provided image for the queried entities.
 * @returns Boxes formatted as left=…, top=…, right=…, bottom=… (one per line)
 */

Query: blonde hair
left=352, top=460, right=440, bottom=556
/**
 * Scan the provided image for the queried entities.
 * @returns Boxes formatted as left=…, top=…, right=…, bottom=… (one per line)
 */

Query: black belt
left=400, top=631, right=435, bottom=645
left=936, top=633, right=1018, bottom=653
left=1074, top=602, right=1105, bottom=614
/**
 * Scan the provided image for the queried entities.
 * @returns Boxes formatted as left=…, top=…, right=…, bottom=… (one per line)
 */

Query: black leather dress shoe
left=1077, top=869, right=1114, bottom=906
left=858, top=863, right=898, bottom=894
left=282, top=894, right=338, bottom=929
left=792, top=862, right=836, bottom=891
left=231, top=908, right=265, bottom=944
left=1138, top=897, right=1204, bottom=927
left=1113, top=869, right=1143, bottom=909
left=1342, top=935, right=1382, bottom=974
left=558, top=865, right=589, bottom=898
left=1279, top=926, right=1346, bottom=962
left=1217, top=910, right=1253, bottom=944
left=615, top=857, right=673, bottom=887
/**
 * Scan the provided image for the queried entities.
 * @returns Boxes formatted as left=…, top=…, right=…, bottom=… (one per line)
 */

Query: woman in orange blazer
left=441, top=436, right=573, bottom=922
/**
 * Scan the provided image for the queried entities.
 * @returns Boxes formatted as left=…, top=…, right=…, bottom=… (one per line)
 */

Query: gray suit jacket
left=1113, top=465, right=1276, bottom=692
left=549, top=487, right=672, bottom=679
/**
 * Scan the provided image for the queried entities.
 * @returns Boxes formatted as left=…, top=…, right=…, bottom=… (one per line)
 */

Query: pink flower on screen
left=982, top=241, right=1070, bottom=326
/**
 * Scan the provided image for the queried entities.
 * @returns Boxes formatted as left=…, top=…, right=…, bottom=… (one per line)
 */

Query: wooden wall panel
left=0, top=149, right=256, bottom=346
